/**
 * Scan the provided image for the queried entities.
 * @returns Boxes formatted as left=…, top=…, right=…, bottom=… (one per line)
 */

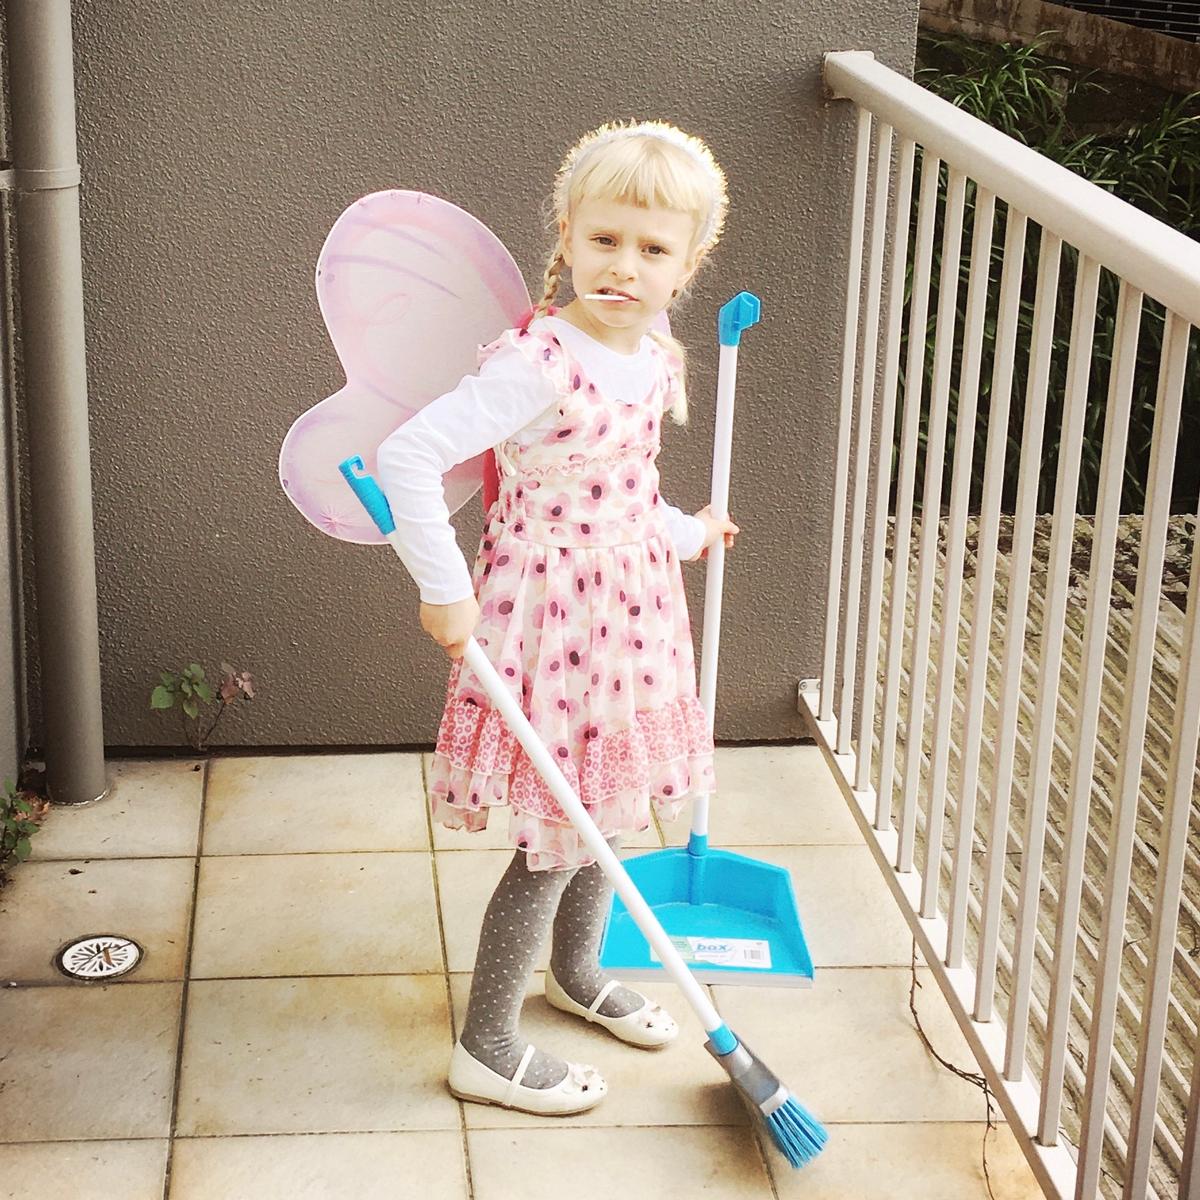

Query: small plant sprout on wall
left=150, top=662, right=256, bottom=752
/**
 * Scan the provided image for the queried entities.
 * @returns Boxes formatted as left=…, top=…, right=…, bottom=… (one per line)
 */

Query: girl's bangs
left=571, top=140, right=709, bottom=234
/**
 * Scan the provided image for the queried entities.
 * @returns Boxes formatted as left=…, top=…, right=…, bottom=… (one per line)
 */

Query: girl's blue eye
left=645, top=245, right=666, bottom=255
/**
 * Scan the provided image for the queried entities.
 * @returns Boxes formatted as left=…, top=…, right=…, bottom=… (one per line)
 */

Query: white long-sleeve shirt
left=376, top=316, right=706, bottom=604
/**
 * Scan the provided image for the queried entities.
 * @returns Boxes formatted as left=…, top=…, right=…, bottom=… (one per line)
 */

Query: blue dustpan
left=600, top=293, right=816, bottom=988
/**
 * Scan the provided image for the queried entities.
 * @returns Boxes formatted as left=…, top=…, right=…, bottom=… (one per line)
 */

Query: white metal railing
left=805, top=50, right=1200, bottom=1200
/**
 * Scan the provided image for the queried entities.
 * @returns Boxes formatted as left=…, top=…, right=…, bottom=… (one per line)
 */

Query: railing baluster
left=1183, top=1022, right=1200, bottom=1198
left=1126, top=466, right=1200, bottom=1196
left=860, top=136, right=916, bottom=814
left=898, top=167, right=966, bottom=877
left=920, top=184, right=995, bottom=920
left=1005, top=252, right=1101, bottom=1080
left=974, top=227, right=1062, bottom=1024
left=1075, top=310, right=1191, bottom=1200
left=1038, top=280, right=1143, bottom=1146
left=821, top=105, right=872, bottom=726
left=838, top=120, right=893, bottom=759
left=878, top=146, right=939, bottom=845
left=946, top=202, right=1027, bottom=965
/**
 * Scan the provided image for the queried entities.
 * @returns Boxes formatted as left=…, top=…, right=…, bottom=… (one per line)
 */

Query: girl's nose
left=611, top=249, right=637, bottom=278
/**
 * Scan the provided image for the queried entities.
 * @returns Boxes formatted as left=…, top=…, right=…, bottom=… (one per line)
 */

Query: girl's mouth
left=584, top=288, right=636, bottom=302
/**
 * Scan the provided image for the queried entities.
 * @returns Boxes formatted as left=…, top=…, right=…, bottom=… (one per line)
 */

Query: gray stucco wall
left=54, top=0, right=916, bottom=750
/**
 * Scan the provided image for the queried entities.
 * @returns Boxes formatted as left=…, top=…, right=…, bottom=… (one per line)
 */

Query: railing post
left=820, top=105, right=872, bottom=727
left=1075, top=311, right=1190, bottom=1200
left=1038, top=280, right=1142, bottom=1147
left=858, top=136, right=915, bottom=817
left=877, top=146, right=939, bottom=842
left=837, top=119, right=893, bottom=762
left=920, top=184, right=995, bottom=921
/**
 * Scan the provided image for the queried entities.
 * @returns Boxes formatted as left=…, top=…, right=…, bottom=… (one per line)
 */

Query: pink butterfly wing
left=280, top=191, right=530, bottom=543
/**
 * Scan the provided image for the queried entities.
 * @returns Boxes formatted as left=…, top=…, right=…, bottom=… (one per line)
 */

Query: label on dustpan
left=650, top=936, right=772, bottom=970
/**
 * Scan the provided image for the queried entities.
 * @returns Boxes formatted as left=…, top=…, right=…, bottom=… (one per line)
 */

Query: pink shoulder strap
left=480, top=306, right=559, bottom=512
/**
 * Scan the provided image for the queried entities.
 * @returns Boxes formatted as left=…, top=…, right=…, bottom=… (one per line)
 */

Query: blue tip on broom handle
left=337, top=456, right=730, bottom=1038
left=339, top=456, right=396, bottom=535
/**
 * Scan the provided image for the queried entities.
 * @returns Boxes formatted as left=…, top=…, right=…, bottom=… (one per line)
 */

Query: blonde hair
left=530, top=121, right=730, bottom=424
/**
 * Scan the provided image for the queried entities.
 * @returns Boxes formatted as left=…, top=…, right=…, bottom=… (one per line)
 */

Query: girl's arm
left=376, top=345, right=559, bottom=605
left=658, top=502, right=706, bottom=561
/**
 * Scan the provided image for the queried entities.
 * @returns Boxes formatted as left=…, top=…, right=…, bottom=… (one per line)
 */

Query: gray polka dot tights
left=458, top=841, right=646, bottom=1089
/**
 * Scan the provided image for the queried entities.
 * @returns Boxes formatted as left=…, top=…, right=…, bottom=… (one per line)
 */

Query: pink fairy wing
left=280, top=190, right=530, bottom=543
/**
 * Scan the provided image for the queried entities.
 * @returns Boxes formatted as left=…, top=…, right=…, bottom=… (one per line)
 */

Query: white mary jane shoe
left=447, top=1041, right=606, bottom=1115
left=544, top=970, right=679, bottom=1048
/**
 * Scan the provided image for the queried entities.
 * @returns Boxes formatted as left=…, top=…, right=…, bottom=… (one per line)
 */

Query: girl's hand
left=687, top=505, right=740, bottom=561
left=420, top=596, right=481, bottom=659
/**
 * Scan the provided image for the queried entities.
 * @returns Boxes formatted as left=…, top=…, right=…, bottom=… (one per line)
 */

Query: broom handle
left=462, top=637, right=728, bottom=1034
left=333, top=460, right=729, bottom=1034
left=692, top=293, right=761, bottom=842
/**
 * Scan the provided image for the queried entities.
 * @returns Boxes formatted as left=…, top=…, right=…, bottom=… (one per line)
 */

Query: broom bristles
left=764, top=1094, right=828, bottom=1167
left=706, top=1030, right=828, bottom=1168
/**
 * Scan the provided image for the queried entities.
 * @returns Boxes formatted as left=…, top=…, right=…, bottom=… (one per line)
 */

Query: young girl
left=377, top=120, right=738, bottom=1115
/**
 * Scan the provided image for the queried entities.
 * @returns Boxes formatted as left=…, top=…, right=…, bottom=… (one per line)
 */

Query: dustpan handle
left=463, top=637, right=729, bottom=1036
left=692, top=293, right=761, bottom=844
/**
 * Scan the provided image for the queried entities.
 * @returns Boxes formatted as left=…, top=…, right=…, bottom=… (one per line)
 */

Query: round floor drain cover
left=56, top=935, right=143, bottom=981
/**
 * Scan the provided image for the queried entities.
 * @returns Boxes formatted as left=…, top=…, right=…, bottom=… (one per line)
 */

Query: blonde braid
left=648, top=330, right=688, bottom=424
left=530, top=248, right=566, bottom=321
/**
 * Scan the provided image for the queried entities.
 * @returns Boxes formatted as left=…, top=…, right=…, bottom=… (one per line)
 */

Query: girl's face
left=559, top=198, right=699, bottom=353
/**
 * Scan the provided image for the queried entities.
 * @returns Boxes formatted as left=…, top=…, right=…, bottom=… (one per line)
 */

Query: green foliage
left=1, top=778, right=47, bottom=885
left=150, top=662, right=255, bottom=752
left=900, top=37, right=1200, bottom=515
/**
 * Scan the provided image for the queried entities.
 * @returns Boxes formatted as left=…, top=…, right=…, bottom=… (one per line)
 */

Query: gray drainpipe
left=8, top=0, right=107, bottom=805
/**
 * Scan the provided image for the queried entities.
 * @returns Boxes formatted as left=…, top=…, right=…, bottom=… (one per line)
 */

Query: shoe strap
left=587, top=979, right=621, bottom=1019
left=504, top=1044, right=537, bottom=1107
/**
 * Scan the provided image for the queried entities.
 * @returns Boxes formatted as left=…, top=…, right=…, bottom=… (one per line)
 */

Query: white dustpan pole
left=462, top=637, right=727, bottom=1034
left=691, top=341, right=738, bottom=839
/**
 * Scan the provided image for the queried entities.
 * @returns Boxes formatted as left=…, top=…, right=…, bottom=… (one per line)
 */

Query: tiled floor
left=0, top=748, right=1045, bottom=1199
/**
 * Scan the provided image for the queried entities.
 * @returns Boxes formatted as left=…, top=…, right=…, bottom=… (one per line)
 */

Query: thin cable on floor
left=909, top=939, right=999, bottom=1200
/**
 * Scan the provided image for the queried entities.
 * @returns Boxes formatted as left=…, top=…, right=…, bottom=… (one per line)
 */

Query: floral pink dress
left=427, top=321, right=716, bottom=870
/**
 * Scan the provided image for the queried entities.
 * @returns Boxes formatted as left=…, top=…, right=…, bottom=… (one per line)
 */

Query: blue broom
left=340, top=458, right=828, bottom=1168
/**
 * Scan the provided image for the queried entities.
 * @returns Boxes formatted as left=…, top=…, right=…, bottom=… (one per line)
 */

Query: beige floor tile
left=190, top=852, right=441, bottom=978
left=1, top=1139, right=169, bottom=1200
left=734, top=844, right=913, bottom=967
left=435, top=851, right=515, bottom=974
left=425, top=754, right=663, bottom=853
left=712, top=968, right=989, bottom=1123
left=204, top=753, right=428, bottom=855
left=436, top=847, right=660, bottom=974
left=448, top=972, right=746, bottom=1129
left=0, top=858, right=194, bottom=985
left=168, top=1131, right=468, bottom=1199
left=30, top=759, right=203, bottom=860
left=468, top=1126, right=775, bottom=1199
left=659, top=744, right=861, bottom=847
left=0, top=982, right=181, bottom=1141
left=175, top=975, right=458, bottom=1135
left=763, top=1121, right=1044, bottom=1199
